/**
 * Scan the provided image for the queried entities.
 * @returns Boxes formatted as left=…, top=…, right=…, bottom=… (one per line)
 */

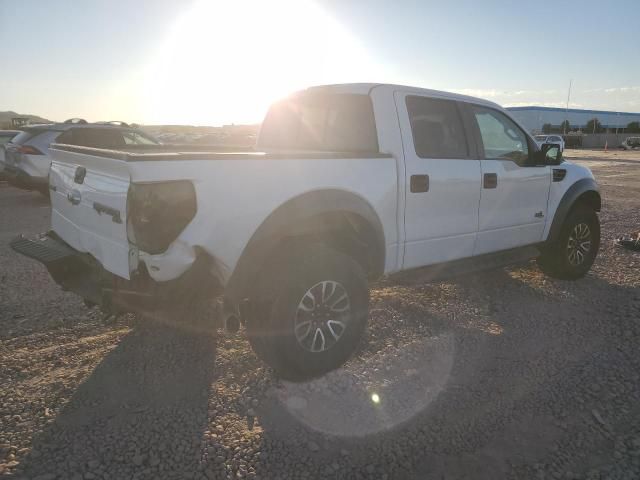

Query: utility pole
left=564, top=79, right=572, bottom=135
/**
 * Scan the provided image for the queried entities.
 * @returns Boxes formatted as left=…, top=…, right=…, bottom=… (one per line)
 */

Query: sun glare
left=141, top=0, right=380, bottom=125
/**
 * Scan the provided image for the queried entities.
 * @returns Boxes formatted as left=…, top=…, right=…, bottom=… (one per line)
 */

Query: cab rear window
left=258, top=93, right=379, bottom=153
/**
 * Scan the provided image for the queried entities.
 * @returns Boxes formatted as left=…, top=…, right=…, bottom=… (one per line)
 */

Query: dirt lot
left=1, top=149, right=639, bottom=480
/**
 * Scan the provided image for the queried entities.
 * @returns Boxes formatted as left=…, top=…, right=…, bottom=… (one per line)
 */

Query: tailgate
left=49, top=147, right=132, bottom=279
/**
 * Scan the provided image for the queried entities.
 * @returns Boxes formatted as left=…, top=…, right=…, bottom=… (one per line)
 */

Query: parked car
left=12, top=83, right=601, bottom=380
left=3, top=119, right=158, bottom=193
left=620, top=136, right=640, bottom=150
left=534, top=134, right=565, bottom=151
left=0, top=130, right=21, bottom=175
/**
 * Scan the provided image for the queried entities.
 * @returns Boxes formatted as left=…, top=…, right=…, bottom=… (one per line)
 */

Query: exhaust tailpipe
left=223, top=312, right=241, bottom=334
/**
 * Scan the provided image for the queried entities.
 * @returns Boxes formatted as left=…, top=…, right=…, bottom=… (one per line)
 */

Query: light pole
left=564, top=79, right=572, bottom=135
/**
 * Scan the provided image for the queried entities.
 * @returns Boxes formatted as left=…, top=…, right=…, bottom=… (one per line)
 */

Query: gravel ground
left=1, top=149, right=639, bottom=480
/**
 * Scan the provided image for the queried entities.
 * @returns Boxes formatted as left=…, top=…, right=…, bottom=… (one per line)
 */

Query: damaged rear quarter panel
left=127, top=155, right=398, bottom=286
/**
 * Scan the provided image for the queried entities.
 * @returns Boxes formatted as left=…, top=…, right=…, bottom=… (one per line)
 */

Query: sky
left=1, top=0, right=639, bottom=126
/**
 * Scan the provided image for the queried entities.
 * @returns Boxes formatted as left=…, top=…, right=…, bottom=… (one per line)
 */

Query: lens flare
left=141, top=0, right=381, bottom=125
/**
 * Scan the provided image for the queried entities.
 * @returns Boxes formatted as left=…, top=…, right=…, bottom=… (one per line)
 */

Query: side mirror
left=541, top=143, right=562, bottom=165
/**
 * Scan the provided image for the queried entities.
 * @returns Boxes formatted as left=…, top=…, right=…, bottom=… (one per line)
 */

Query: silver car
left=3, top=120, right=158, bottom=193
left=0, top=130, right=21, bottom=175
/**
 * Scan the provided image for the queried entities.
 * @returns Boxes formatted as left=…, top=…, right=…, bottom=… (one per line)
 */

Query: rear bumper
left=10, top=232, right=223, bottom=315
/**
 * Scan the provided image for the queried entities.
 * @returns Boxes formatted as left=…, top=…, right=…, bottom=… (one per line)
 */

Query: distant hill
left=0, top=111, right=52, bottom=128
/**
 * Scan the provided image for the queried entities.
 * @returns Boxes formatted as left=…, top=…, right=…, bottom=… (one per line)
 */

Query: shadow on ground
left=12, top=321, right=218, bottom=479
left=10, top=265, right=640, bottom=479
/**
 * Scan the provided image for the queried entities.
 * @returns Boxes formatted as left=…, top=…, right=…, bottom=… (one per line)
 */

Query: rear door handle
left=483, top=173, right=497, bottom=189
left=410, top=174, right=429, bottom=193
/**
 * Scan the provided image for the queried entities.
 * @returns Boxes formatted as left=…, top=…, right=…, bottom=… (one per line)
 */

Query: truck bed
left=47, top=143, right=399, bottom=281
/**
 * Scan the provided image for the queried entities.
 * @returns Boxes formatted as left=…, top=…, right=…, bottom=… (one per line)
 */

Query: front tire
left=248, top=244, right=369, bottom=381
left=538, top=206, right=600, bottom=280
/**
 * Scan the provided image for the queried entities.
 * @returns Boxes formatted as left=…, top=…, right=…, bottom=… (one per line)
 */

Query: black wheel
left=538, top=206, right=600, bottom=280
left=248, top=243, right=369, bottom=381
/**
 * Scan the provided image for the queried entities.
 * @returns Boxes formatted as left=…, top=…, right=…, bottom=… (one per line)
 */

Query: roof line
left=506, top=106, right=640, bottom=116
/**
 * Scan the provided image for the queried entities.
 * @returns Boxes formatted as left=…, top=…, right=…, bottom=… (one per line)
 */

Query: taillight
left=17, top=145, right=44, bottom=155
left=127, top=181, right=197, bottom=254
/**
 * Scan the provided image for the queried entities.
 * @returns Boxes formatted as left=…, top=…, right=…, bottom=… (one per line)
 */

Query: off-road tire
left=538, top=206, right=600, bottom=280
left=248, top=243, right=369, bottom=381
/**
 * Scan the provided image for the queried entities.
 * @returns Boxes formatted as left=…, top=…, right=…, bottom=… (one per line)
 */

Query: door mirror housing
left=539, top=143, right=562, bottom=165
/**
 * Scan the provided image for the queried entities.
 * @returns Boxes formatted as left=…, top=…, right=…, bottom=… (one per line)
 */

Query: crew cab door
left=465, top=105, right=551, bottom=255
left=395, top=92, right=482, bottom=269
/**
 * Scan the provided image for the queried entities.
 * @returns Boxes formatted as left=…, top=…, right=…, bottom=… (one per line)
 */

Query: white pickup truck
left=12, top=83, right=601, bottom=380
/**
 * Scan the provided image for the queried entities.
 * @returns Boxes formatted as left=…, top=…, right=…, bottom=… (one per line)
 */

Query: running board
left=392, top=245, right=541, bottom=284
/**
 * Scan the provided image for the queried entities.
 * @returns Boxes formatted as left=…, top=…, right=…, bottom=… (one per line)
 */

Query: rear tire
left=538, top=206, right=600, bottom=280
left=248, top=243, right=369, bottom=381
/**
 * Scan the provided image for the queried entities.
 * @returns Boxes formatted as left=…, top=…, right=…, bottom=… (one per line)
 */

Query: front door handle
left=483, top=173, right=498, bottom=189
left=410, top=174, right=429, bottom=193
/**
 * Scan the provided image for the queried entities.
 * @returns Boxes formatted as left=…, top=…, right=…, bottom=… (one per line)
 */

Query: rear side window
left=258, top=93, right=378, bottom=153
left=405, top=96, right=469, bottom=159
left=0, top=134, right=17, bottom=145
left=122, top=131, right=158, bottom=145
left=57, top=128, right=127, bottom=148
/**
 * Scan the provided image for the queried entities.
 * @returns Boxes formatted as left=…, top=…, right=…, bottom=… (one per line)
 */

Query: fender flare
left=547, top=178, right=601, bottom=242
left=224, top=189, right=386, bottom=305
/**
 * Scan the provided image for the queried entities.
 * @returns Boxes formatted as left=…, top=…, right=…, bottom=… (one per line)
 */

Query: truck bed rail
left=49, top=143, right=392, bottom=162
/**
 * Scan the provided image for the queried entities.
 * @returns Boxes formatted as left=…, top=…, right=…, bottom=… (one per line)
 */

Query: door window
left=406, top=96, right=469, bottom=159
left=472, top=106, right=529, bottom=165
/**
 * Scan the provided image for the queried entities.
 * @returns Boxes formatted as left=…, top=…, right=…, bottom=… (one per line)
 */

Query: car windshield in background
left=123, top=131, right=159, bottom=145
left=534, top=135, right=547, bottom=141
left=258, top=93, right=379, bottom=153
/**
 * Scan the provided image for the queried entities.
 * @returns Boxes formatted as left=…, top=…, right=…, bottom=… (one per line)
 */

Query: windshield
left=534, top=135, right=547, bottom=141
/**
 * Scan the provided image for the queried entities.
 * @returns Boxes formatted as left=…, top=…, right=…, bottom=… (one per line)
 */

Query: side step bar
left=10, top=233, right=78, bottom=264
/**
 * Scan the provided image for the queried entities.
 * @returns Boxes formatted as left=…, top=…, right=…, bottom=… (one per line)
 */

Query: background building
left=506, top=106, right=640, bottom=134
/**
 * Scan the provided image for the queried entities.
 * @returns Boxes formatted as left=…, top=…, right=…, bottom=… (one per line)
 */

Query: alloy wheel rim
left=567, top=222, right=591, bottom=266
left=294, top=280, right=351, bottom=353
